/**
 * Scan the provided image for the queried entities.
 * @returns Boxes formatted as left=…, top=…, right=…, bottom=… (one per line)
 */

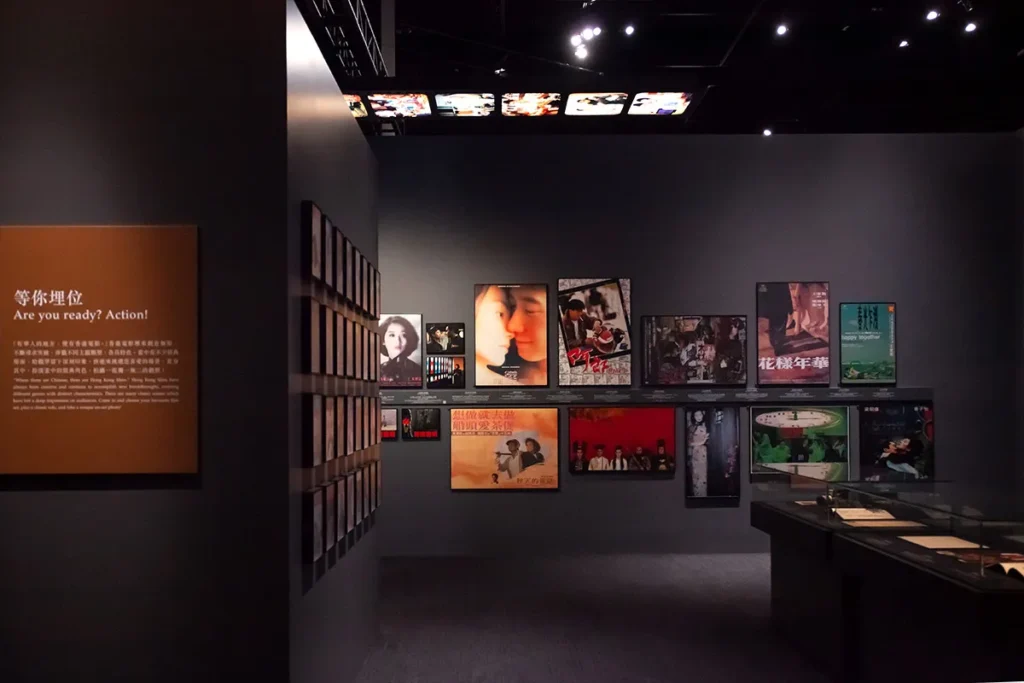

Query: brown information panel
left=0, top=226, right=198, bottom=475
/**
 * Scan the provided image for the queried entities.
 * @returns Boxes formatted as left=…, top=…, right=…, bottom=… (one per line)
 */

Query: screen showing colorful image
left=474, top=284, right=548, bottom=386
left=427, top=356, right=465, bottom=389
left=685, top=407, right=740, bottom=500
left=557, top=278, right=631, bottom=386
left=401, top=408, right=441, bottom=441
left=368, top=93, right=431, bottom=118
left=436, top=93, right=495, bottom=117
left=379, top=314, right=422, bottom=388
left=628, top=92, right=692, bottom=116
left=641, top=316, right=746, bottom=385
left=451, top=408, right=559, bottom=490
left=756, top=282, right=830, bottom=385
left=568, top=407, right=675, bottom=476
left=860, top=403, right=934, bottom=481
left=381, top=408, right=398, bottom=442
left=425, top=322, right=466, bottom=355
left=751, top=407, right=849, bottom=481
left=501, top=92, right=561, bottom=116
left=344, top=94, right=368, bottom=118
left=566, top=92, right=628, bottom=116
left=840, top=303, right=896, bottom=384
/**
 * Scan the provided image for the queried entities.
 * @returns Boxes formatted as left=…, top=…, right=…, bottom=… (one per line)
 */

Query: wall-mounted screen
left=367, top=93, right=432, bottom=118
left=474, top=284, right=548, bottom=386
left=860, top=403, right=934, bottom=481
left=840, top=302, right=896, bottom=384
left=379, top=313, right=422, bottom=388
left=450, top=408, right=559, bottom=490
left=436, top=93, right=495, bottom=117
left=344, top=94, right=368, bottom=118
left=641, top=316, right=746, bottom=386
left=627, top=92, right=692, bottom=116
left=568, top=407, right=675, bottom=476
left=501, top=92, right=561, bottom=116
left=556, top=278, right=631, bottom=386
left=756, top=282, right=830, bottom=385
left=750, top=406, right=849, bottom=481
left=566, top=92, right=629, bottom=116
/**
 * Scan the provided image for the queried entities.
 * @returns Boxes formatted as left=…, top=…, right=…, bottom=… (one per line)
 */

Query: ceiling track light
left=763, top=128, right=773, bottom=136
left=926, top=9, right=940, bottom=21
left=775, top=23, right=789, bottom=36
left=899, top=39, right=910, bottom=48
left=964, top=21, right=977, bottom=32
left=624, top=24, right=635, bottom=35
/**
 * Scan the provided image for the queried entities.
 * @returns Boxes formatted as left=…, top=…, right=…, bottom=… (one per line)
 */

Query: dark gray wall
left=0, top=1, right=289, bottom=681
left=286, top=3, right=380, bottom=683
left=372, top=134, right=1020, bottom=557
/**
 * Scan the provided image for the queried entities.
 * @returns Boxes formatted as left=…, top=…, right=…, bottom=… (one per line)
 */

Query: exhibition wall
left=286, top=4, right=380, bottom=683
left=372, top=133, right=1021, bottom=556
left=0, top=1, right=290, bottom=681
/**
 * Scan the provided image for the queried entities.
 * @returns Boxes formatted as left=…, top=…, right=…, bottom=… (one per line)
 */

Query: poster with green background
left=840, top=303, right=895, bottom=384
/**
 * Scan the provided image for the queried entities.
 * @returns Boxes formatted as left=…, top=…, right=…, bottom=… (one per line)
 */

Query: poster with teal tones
left=750, top=407, right=849, bottom=482
left=839, top=303, right=896, bottom=384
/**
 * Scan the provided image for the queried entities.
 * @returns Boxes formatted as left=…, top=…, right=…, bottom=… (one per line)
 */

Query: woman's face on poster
left=506, top=285, right=547, bottom=362
left=383, top=321, right=409, bottom=359
left=476, top=286, right=513, bottom=365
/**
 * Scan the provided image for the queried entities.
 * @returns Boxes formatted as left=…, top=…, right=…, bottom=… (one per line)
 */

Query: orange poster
left=450, top=408, right=559, bottom=490
left=0, top=226, right=198, bottom=475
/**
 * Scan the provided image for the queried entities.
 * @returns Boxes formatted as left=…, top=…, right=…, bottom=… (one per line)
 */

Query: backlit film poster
left=756, top=282, right=830, bottom=385
left=685, top=407, right=740, bottom=502
left=750, top=407, right=849, bottom=481
left=379, top=313, right=422, bottom=388
left=642, top=316, right=746, bottom=385
left=568, top=407, right=675, bottom=476
left=860, top=403, right=934, bottom=481
left=474, top=284, right=548, bottom=386
left=401, top=408, right=441, bottom=441
left=381, top=408, right=398, bottom=442
left=557, top=278, right=631, bottom=386
left=426, top=356, right=466, bottom=389
left=450, top=408, right=559, bottom=490
left=840, top=303, right=896, bottom=384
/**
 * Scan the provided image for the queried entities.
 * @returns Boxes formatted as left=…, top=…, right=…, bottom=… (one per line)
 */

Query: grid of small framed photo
left=299, top=200, right=383, bottom=580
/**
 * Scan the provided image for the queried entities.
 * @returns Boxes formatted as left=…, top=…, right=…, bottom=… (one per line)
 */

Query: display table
left=752, top=499, right=1024, bottom=683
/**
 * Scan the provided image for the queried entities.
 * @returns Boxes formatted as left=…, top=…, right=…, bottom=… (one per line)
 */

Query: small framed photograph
left=345, top=238, right=356, bottom=306
left=335, top=478, right=345, bottom=545
left=301, top=201, right=323, bottom=283
left=325, top=482, right=336, bottom=552
left=361, top=255, right=370, bottom=314
left=303, top=394, right=323, bottom=467
left=355, top=323, right=364, bottom=381
left=303, top=298, right=321, bottom=375
left=323, top=215, right=335, bottom=292
left=324, top=397, right=336, bottom=462
left=345, top=318, right=355, bottom=379
left=335, top=227, right=345, bottom=300
left=347, top=395, right=356, bottom=456
left=362, top=326, right=370, bottom=380
left=381, top=407, right=398, bottom=441
left=354, top=250, right=364, bottom=312
left=303, top=488, right=324, bottom=563
left=323, top=308, right=335, bottom=376
left=355, top=396, right=364, bottom=452
left=335, top=312, right=343, bottom=376
left=345, top=474, right=356, bottom=534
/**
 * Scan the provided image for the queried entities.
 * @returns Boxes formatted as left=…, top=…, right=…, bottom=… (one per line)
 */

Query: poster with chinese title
left=860, top=403, right=934, bottom=481
left=756, top=282, right=830, bottom=385
left=641, top=316, right=746, bottom=386
left=474, top=284, right=548, bottom=386
left=557, top=278, right=632, bottom=386
left=840, top=303, right=896, bottom=384
left=401, top=408, right=441, bottom=441
left=567, top=407, right=674, bottom=477
left=0, top=226, right=198, bottom=476
left=450, top=408, right=559, bottom=490
left=750, top=407, right=849, bottom=482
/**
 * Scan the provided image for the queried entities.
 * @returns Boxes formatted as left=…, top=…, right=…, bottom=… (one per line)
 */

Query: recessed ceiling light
left=624, top=25, right=635, bottom=36
left=575, top=45, right=588, bottom=59
left=965, top=22, right=977, bottom=33
left=592, top=27, right=602, bottom=36
left=926, top=9, right=940, bottom=21
left=582, top=28, right=595, bottom=41
left=899, top=39, right=910, bottom=48
left=570, top=34, right=582, bottom=47
left=763, top=128, right=773, bottom=136
left=776, top=24, right=789, bottom=36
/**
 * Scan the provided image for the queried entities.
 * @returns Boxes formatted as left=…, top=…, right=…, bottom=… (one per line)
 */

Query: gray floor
left=355, top=554, right=830, bottom=683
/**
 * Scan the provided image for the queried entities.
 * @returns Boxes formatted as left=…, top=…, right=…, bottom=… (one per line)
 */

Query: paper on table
left=898, top=535, right=982, bottom=550
left=793, top=500, right=818, bottom=507
left=833, top=508, right=895, bottom=521
left=845, top=520, right=925, bottom=528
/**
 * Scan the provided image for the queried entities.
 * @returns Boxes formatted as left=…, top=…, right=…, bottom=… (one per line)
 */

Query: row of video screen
left=344, top=92, right=693, bottom=119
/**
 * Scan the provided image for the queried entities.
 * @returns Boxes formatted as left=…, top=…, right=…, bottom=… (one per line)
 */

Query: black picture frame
left=566, top=406, right=676, bottom=478
left=838, top=301, right=898, bottom=387
left=755, top=281, right=832, bottom=387
left=473, top=283, right=551, bottom=388
left=449, top=407, right=561, bottom=492
left=683, top=405, right=742, bottom=508
left=381, top=407, right=398, bottom=441
left=640, top=315, right=749, bottom=387
left=555, top=278, right=632, bottom=387
left=401, top=407, right=442, bottom=441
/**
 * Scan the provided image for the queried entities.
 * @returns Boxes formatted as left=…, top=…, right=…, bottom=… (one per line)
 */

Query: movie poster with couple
left=474, top=284, right=549, bottom=386
left=556, top=278, right=632, bottom=386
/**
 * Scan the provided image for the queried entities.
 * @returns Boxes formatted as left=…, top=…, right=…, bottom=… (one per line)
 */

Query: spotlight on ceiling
left=575, top=45, right=588, bottom=59
left=899, top=39, right=910, bottom=48
left=593, top=27, right=602, bottom=36
left=494, top=67, right=506, bottom=75
left=570, top=34, right=583, bottom=47
left=964, top=21, right=977, bottom=33
left=624, top=24, right=635, bottom=36
left=582, top=27, right=595, bottom=41
left=763, top=128, right=773, bottom=137
left=926, top=9, right=940, bottom=21
left=776, top=23, right=789, bottom=36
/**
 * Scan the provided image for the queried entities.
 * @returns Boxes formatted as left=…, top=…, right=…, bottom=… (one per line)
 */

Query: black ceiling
left=338, top=0, right=1024, bottom=134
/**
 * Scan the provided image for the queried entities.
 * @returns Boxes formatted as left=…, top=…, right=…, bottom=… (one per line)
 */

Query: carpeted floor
left=355, top=554, right=830, bottom=683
